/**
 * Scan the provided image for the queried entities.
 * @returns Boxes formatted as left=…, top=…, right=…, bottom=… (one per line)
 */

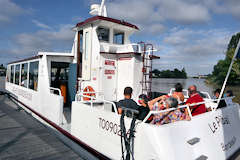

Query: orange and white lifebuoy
left=83, top=86, right=96, bottom=101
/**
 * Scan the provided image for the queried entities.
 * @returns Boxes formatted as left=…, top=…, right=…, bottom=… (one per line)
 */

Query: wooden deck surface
left=0, top=94, right=83, bottom=160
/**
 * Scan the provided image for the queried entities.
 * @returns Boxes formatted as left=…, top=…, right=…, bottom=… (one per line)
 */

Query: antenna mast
left=89, top=0, right=107, bottom=17
left=99, top=0, right=106, bottom=16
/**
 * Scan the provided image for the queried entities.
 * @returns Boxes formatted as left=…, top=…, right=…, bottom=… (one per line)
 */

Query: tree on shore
left=152, top=68, right=187, bottom=78
left=0, top=64, right=5, bottom=69
left=208, top=32, right=240, bottom=85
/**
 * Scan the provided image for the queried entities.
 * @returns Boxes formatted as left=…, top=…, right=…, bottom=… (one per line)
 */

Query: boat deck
left=0, top=94, right=82, bottom=160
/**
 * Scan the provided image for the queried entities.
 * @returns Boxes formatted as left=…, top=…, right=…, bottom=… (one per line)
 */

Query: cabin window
left=10, top=65, right=14, bottom=83
left=29, top=61, right=39, bottom=91
left=97, top=27, right=109, bottom=42
left=113, top=30, right=124, bottom=44
left=15, top=64, right=20, bottom=85
left=21, top=63, right=28, bottom=88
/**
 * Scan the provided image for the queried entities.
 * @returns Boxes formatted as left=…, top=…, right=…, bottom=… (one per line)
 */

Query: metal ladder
left=138, top=42, right=154, bottom=96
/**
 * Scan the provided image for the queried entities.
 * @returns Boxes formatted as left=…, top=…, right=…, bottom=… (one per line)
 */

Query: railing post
left=186, top=105, right=193, bottom=119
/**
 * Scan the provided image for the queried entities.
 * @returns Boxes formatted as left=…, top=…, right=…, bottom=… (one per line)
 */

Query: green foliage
left=208, top=33, right=240, bottom=85
left=0, top=64, right=6, bottom=76
left=152, top=68, right=187, bottom=78
left=0, top=64, right=5, bottom=69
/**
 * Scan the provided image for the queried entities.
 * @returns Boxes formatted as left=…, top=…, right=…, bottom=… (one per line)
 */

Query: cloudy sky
left=1, top=0, right=240, bottom=76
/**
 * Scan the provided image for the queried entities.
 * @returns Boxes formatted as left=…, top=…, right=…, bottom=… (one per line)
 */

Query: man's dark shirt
left=117, top=99, right=140, bottom=117
left=138, top=105, right=150, bottom=121
left=216, top=99, right=227, bottom=108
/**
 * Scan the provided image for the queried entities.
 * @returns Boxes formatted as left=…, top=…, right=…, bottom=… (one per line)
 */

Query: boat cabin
left=5, top=14, right=159, bottom=125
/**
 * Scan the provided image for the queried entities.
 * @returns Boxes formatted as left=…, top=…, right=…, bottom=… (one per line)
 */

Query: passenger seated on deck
left=138, top=94, right=151, bottom=122
left=117, top=87, right=139, bottom=117
left=148, top=94, right=170, bottom=111
left=214, top=88, right=226, bottom=109
left=151, top=97, right=190, bottom=125
left=148, top=94, right=182, bottom=111
left=226, top=90, right=233, bottom=97
left=186, top=85, right=207, bottom=116
left=225, top=90, right=234, bottom=105
left=172, top=83, right=184, bottom=104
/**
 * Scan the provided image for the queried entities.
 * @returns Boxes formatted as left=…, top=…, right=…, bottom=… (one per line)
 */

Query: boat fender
left=83, top=86, right=96, bottom=101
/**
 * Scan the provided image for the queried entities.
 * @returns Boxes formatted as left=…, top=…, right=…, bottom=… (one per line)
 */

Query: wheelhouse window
left=15, top=64, right=20, bottom=85
left=113, top=30, right=124, bottom=44
left=29, top=61, right=39, bottom=91
left=21, top=63, right=28, bottom=88
left=10, top=65, right=14, bottom=83
left=97, top=27, right=109, bottom=42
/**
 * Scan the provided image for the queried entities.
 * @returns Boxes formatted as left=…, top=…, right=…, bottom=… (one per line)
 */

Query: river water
left=1, top=76, right=239, bottom=102
left=152, top=78, right=214, bottom=97
left=0, top=76, right=212, bottom=95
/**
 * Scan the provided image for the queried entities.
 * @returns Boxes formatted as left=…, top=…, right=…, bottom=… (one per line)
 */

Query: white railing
left=75, top=93, right=118, bottom=115
left=100, top=43, right=158, bottom=54
left=49, top=87, right=62, bottom=96
left=200, top=91, right=211, bottom=99
left=142, top=97, right=235, bottom=123
left=169, top=88, right=212, bottom=99
left=75, top=91, right=104, bottom=101
left=100, top=43, right=142, bottom=53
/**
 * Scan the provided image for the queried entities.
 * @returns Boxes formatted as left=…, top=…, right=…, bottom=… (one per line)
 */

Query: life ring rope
left=83, top=86, right=96, bottom=101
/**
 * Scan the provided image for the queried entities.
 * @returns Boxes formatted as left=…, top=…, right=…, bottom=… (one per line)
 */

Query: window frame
left=96, top=26, right=110, bottom=43
left=28, top=60, right=39, bottom=91
left=20, top=62, right=29, bottom=88
left=14, top=64, right=20, bottom=85
left=10, top=65, right=14, bottom=83
left=113, top=30, right=125, bottom=45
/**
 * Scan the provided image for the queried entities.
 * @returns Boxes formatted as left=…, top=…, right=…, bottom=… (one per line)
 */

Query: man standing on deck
left=117, top=87, right=139, bottom=117
left=186, top=85, right=207, bottom=116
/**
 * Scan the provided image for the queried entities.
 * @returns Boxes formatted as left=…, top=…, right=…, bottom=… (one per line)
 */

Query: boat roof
left=75, top=16, right=139, bottom=30
left=8, top=52, right=74, bottom=65
left=8, top=55, right=42, bottom=65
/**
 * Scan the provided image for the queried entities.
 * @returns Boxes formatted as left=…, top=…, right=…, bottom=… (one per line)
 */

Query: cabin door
left=102, top=58, right=117, bottom=101
left=82, top=28, right=92, bottom=80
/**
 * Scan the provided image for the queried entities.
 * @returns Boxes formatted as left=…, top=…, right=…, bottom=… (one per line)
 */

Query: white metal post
left=99, top=0, right=106, bottom=16
left=216, top=40, right=240, bottom=109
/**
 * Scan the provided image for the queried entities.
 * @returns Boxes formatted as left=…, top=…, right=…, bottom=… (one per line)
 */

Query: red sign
left=104, top=70, right=115, bottom=75
left=105, top=60, right=115, bottom=66
left=107, top=76, right=112, bottom=79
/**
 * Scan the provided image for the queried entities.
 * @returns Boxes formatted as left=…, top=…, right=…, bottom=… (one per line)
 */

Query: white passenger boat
left=4, top=1, right=240, bottom=159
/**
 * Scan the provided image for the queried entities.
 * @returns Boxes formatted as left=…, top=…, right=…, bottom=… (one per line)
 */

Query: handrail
left=200, top=91, right=211, bottom=99
left=142, top=97, right=235, bottom=123
left=49, top=87, right=62, bottom=96
left=75, top=93, right=118, bottom=115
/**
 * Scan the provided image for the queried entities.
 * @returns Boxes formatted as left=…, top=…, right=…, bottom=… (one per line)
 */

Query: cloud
left=107, top=0, right=210, bottom=27
left=32, top=20, right=52, bottom=30
left=8, top=24, right=75, bottom=56
left=155, top=0, right=210, bottom=24
left=0, top=0, right=24, bottom=24
left=157, top=28, right=234, bottom=76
